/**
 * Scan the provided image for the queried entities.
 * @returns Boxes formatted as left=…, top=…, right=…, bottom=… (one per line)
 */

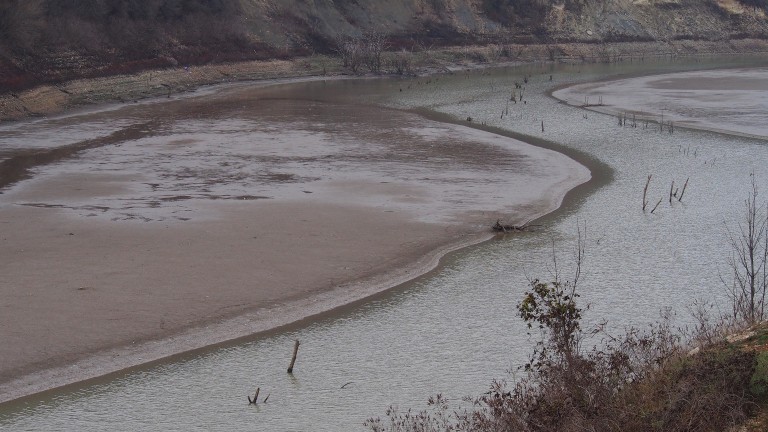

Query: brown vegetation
left=367, top=282, right=768, bottom=432
left=368, top=197, right=768, bottom=431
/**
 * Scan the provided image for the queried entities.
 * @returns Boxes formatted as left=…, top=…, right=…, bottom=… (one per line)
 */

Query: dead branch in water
left=492, top=219, right=541, bottom=233
left=643, top=175, right=652, bottom=211
left=679, top=177, right=689, bottom=202
left=248, top=387, right=260, bottom=404
left=287, top=339, right=300, bottom=373
left=669, top=180, right=675, bottom=204
left=651, top=198, right=663, bottom=214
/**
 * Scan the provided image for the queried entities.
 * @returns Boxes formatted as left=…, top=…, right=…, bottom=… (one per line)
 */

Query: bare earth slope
left=1, top=0, right=768, bottom=93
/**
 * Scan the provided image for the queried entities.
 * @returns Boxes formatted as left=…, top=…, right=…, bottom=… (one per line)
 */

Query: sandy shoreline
left=0, top=203, right=493, bottom=404
left=0, top=81, right=590, bottom=404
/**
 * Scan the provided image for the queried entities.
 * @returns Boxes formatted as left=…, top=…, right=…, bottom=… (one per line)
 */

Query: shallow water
left=0, top=85, right=580, bottom=225
left=553, top=67, right=768, bottom=138
left=2, top=55, right=768, bottom=431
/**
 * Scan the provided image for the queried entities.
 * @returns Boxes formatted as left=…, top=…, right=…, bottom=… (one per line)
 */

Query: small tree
left=519, top=224, right=586, bottom=370
left=335, top=32, right=387, bottom=74
left=725, top=175, right=768, bottom=325
left=518, top=278, right=582, bottom=371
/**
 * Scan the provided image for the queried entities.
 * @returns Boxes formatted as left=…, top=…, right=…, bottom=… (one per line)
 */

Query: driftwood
left=492, top=219, right=540, bottom=233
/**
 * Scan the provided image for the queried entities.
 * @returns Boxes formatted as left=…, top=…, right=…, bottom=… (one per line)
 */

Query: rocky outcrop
left=244, top=0, right=768, bottom=47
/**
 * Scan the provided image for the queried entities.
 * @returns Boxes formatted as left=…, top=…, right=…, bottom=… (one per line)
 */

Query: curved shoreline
left=15, top=53, right=760, bottom=405
left=0, top=227, right=494, bottom=406
left=11, top=55, right=760, bottom=408
left=550, top=67, right=768, bottom=141
left=0, top=73, right=592, bottom=405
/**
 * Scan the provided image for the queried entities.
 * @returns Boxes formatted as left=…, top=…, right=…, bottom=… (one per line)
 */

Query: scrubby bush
left=367, top=230, right=764, bottom=432
left=335, top=32, right=387, bottom=74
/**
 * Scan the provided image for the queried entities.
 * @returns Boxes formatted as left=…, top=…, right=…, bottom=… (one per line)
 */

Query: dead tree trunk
left=287, top=339, right=300, bottom=373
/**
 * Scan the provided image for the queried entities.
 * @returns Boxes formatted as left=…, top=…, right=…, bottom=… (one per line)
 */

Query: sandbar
left=0, top=81, right=590, bottom=403
left=552, top=67, right=768, bottom=139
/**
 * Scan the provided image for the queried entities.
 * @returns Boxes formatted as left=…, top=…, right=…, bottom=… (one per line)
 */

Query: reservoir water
left=2, top=56, right=768, bottom=431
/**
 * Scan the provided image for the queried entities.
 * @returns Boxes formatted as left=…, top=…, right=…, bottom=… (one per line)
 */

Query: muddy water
left=2, top=56, right=768, bottom=431
left=0, top=86, right=580, bottom=225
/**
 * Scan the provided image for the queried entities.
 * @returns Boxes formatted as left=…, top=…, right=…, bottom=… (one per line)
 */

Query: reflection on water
left=2, top=56, right=768, bottom=431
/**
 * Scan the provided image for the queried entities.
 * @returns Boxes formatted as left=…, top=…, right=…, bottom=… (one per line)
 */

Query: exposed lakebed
left=2, top=56, right=768, bottom=431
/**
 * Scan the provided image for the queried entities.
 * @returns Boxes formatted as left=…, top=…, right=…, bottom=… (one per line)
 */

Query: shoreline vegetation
left=369, top=177, right=768, bottom=431
left=0, top=39, right=765, bottom=412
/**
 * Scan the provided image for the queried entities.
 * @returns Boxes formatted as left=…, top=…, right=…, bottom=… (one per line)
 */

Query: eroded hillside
left=1, top=0, right=767, bottom=92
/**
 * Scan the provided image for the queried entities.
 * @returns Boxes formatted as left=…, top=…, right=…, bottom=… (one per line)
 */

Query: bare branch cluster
left=388, top=50, right=412, bottom=76
left=724, top=175, right=768, bottom=325
left=335, top=32, right=387, bottom=74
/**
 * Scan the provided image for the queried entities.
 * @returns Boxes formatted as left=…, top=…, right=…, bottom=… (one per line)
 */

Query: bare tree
left=335, top=35, right=363, bottom=73
left=724, top=174, right=768, bottom=324
left=388, top=50, right=412, bottom=75
left=362, top=31, right=385, bottom=73
left=335, top=31, right=387, bottom=74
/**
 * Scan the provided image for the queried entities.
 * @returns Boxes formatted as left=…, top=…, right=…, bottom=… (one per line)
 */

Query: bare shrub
left=362, top=31, right=386, bottom=73
left=387, top=51, right=412, bottom=75
left=336, top=36, right=364, bottom=73
left=335, top=32, right=388, bottom=74
left=368, top=227, right=759, bottom=431
left=724, top=174, right=768, bottom=325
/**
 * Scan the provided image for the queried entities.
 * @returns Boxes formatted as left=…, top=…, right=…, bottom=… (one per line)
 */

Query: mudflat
left=0, top=81, right=590, bottom=403
left=552, top=67, right=768, bottom=139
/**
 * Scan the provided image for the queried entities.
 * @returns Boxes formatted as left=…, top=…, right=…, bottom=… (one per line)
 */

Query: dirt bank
left=3, top=39, right=768, bottom=124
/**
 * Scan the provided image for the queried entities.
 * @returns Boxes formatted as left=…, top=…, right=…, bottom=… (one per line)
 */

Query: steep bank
left=1, top=0, right=768, bottom=95
left=3, top=38, right=768, bottom=123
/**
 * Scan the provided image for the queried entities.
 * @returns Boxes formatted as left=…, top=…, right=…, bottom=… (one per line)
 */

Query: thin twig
left=678, top=177, right=689, bottom=202
left=643, top=175, right=652, bottom=211
left=651, top=198, right=663, bottom=214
